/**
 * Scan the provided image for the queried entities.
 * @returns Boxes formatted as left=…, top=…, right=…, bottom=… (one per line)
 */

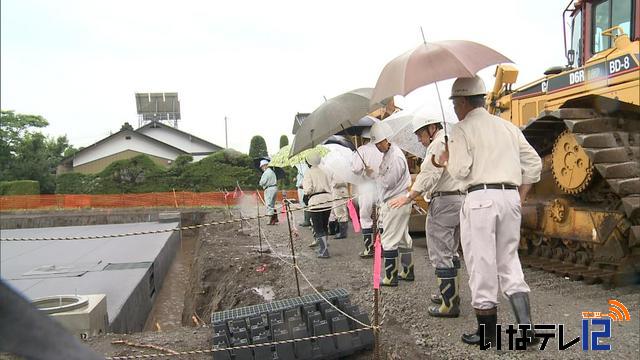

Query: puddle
left=252, top=286, right=275, bottom=301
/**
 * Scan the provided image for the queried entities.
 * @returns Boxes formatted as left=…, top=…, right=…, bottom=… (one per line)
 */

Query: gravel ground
left=86, top=209, right=639, bottom=360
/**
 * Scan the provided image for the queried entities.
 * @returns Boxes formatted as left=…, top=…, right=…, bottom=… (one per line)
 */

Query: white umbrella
left=319, top=143, right=362, bottom=185
left=384, top=105, right=457, bottom=159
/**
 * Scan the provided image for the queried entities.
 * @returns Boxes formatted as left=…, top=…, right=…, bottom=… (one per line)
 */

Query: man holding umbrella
left=389, top=115, right=464, bottom=318
left=368, top=121, right=414, bottom=286
left=259, top=159, right=279, bottom=225
left=351, top=127, right=383, bottom=258
left=440, top=76, right=541, bottom=347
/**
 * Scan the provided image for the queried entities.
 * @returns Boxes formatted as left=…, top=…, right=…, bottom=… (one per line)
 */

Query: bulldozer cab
left=566, top=0, right=637, bottom=68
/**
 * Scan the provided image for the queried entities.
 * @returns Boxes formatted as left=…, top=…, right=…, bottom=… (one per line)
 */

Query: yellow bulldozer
left=488, top=0, right=639, bottom=284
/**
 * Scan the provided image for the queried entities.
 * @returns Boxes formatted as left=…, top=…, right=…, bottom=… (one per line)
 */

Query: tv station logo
left=479, top=299, right=631, bottom=351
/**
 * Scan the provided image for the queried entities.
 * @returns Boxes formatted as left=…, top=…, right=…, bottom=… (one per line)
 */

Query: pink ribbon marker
left=347, top=199, right=361, bottom=233
left=373, top=234, right=382, bottom=289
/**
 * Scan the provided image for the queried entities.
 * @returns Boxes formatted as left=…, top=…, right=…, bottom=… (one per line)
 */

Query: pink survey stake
left=347, top=199, right=361, bottom=233
left=373, top=234, right=382, bottom=289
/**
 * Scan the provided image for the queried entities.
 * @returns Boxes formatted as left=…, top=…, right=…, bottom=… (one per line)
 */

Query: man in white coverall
left=295, top=163, right=311, bottom=227
left=389, top=115, right=464, bottom=318
left=440, top=76, right=542, bottom=347
left=258, top=159, right=279, bottom=225
left=330, top=174, right=350, bottom=239
left=368, top=121, right=413, bottom=287
left=351, top=128, right=383, bottom=258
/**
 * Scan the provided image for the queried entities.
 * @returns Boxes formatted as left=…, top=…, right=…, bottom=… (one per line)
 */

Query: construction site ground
left=87, top=207, right=640, bottom=360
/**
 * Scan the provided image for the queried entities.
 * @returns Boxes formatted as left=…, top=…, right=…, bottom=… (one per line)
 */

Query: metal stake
left=285, top=201, right=301, bottom=297
left=371, top=204, right=380, bottom=360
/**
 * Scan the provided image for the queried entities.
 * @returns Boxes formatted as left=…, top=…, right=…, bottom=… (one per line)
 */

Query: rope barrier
left=105, top=327, right=373, bottom=359
left=0, top=196, right=354, bottom=242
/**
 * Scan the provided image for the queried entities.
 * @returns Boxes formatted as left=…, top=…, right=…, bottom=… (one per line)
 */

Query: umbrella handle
left=430, top=138, right=449, bottom=168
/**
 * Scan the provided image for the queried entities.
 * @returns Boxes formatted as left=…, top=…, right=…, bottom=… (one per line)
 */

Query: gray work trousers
left=460, top=189, right=530, bottom=309
left=426, top=194, right=463, bottom=269
left=264, top=187, right=278, bottom=216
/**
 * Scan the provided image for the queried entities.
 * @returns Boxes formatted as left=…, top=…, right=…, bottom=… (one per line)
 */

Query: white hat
left=449, top=75, right=486, bottom=98
left=259, top=159, right=269, bottom=167
left=370, top=121, right=394, bottom=144
left=361, top=128, right=371, bottom=139
left=411, top=115, right=442, bottom=133
left=305, top=152, right=322, bottom=166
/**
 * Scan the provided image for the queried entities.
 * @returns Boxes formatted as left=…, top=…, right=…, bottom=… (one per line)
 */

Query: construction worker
left=389, top=115, right=464, bottom=318
left=368, top=121, right=413, bottom=286
left=440, top=76, right=542, bottom=347
left=259, top=160, right=279, bottom=225
left=295, top=163, right=311, bottom=227
left=302, top=152, right=334, bottom=258
left=330, top=173, right=350, bottom=239
left=351, top=128, right=383, bottom=258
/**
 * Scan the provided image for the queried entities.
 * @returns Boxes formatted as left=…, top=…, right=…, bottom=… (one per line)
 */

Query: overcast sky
left=1, top=0, right=570, bottom=154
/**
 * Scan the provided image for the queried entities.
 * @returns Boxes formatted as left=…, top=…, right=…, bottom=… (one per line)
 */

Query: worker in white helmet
left=351, top=127, right=384, bottom=258
left=302, top=151, right=334, bottom=258
left=439, top=75, right=542, bottom=347
left=389, top=114, right=464, bottom=318
left=368, top=121, right=413, bottom=286
left=259, top=159, right=279, bottom=225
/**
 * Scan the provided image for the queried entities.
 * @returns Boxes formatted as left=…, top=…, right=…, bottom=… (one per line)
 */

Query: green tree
left=120, top=122, right=134, bottom=131
left=1, top=110, right=48, bottom=179
left=279, top=135, right=289, bottom=149
left=0, top=110, right=76, bottom=193
left=249, top=135, right=268, bottom=159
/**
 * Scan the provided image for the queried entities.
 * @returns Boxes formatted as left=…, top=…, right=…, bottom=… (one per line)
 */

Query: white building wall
left=137, top=127, right=218, bottom=153
left=73, top=133, right=184, bottom=167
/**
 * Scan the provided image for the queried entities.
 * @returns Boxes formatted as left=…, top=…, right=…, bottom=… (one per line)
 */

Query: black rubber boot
left=462, top=308, right=497, bottom=348
left=317, top=236, right=330, bottom=258
left=398, top=249, right=414, bottom=281
left=428, top=268, right=460, bottom=317
left=298, top=211, right=311, bottom=227
left=509, top=292, right=539, bottom=345
left=334, top=222, right=348, bottom=239
left=380, top=249, right=398, bottom=287
left=359, top=228, right=374, bottom=258
left=328, top=221, right=338, bottom=235
left=431, top=256, right=461, bottom=305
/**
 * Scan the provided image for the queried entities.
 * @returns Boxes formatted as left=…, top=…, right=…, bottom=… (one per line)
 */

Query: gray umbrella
left=290, top=88, right=375, bottom=157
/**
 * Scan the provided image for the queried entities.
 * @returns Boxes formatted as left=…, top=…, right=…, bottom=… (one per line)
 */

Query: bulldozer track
left=520, top=255, right=621, bottom=285
left=519, top=105, right=640, bottom=288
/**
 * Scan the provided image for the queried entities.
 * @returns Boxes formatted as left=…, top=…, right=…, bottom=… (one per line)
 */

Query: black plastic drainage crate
left=210, top=288, right=373, bottom=359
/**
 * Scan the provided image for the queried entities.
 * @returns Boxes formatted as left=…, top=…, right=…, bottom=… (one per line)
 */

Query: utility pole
left=224, top=115, right=228, bottom=148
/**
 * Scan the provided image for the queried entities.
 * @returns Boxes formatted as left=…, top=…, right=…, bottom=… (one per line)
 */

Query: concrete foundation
left=1, top=221, right=181, bottom=333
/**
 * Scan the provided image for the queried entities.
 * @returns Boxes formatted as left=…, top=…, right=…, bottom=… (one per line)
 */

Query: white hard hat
left=449, top=75, right=486, bottom=98
left=361, top=128, right=371, bottom=139
left=411, top=115, right=442, bottom=133
left=369, top=121, right=394, bottom=144
left=259, top=159, right=270, bottom=167
left=305, top=152, right=322, bottom=166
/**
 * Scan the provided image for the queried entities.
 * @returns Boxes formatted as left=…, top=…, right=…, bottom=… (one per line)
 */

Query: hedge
left=54, top=150, right=269, bottom=194
left=0, top=180, right=40, bottom=195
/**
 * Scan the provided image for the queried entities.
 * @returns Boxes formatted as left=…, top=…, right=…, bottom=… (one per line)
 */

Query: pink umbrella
left=371, top=40, right=512, bottom=105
